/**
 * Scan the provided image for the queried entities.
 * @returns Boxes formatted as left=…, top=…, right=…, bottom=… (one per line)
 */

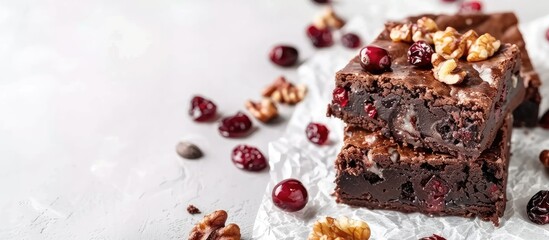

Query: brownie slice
left=327, top=25, right=525, bottom=160
left=334, top=114, right=512, bottom=226
left=407, top=12, right=541, bottom=127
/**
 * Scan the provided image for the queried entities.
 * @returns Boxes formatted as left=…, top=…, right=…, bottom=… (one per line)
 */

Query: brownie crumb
left=187, top=205, right=201, bottom=215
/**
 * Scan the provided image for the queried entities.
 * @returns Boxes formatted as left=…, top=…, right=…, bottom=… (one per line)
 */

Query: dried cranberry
left=269, top=45, right=299, bottom=67
left=272, top=178, right=308, bottom=212
left=364, top=104, right=377, bottom=118
left=231, top=145, right=267, bottom=171
left=540, top=109, right=549, bottom=129
left=218, top=112, right=253, bottom=138
left=359, top=46, right=391, bottom=73
left=540, top=150, right=549, bottom=168
left=341, top=33, right=362, bottom=49
left=312, top=0, right=330, bottom=4
left=189, top=96, right=217, bottom=122
left=305, top=122, right=329, bottom=145
left=546, top=28, right=549, bottom=41
left=459, top=1, right=482, bottom=13
left=306, top=25, right=333, bottom=48
left=332, top=87, right=349, bottom=107
left=527, top=190, right=549, bottom=225
left=408, top=41, right=434, bottom=68
left=419, top=234, right=447, bottom=240
left=423, top=176, right=449, bottom=212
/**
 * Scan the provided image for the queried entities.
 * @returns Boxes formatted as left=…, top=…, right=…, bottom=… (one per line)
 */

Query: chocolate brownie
left=334, top=114, right=512, bottom=226
left=327, top=26, right=525, bottom=160
left=407, top=12, right=541, bottom=127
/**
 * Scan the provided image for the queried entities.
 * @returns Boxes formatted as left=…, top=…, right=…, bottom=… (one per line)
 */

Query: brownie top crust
left=407, top=12, right=540, bottom=89
left=337, top=37, right=522, bottom=114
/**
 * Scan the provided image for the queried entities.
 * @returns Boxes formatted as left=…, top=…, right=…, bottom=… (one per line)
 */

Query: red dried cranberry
left=305, top=122, right=329, bottom=145
left=269, top=45, right=299, bottom=67
left=423, top=176, right=449, bottom=212
left=218, top=112, right=253, bottom=138
left=306, top=25, right=333, bottom=48
left=332, top=87, right=349, bottom=107
left=459, top=1, right=482, bottom=13
left=231, top=145, right=267, bottom=171
left=312, top=0, right=330, bottom=4
left=341, top=33, right=362, bottom=49
left=546, top=28, right=549, bottom=41
left=272, top=178, right=308, bottom=212
left=527, top=190, right=549, bottom=225
left=189, top=96, right=217, bottom=122
left=359, top=46, right=391, bottom=73
left=364, top=104, right=377, bottom=118
left=419, top=234, right=447, bottom=240
left=408, top=41, right=434, bottom=68
left=540, top=110, right=549, bottom=129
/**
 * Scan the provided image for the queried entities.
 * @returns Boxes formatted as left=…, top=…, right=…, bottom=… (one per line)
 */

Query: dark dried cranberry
left=341, top=33, right=362, bottom=49
left=423, top=176, right=449, bottom=212
left=459, top=1, right=482, bottom=13
left=272, top=178, right=308, bottom=212
left=269, top=45, right=299, bottom=67
left=527, top=190, right=549, bottom=225
left=312, top=0, right=330, bottom=4
left=332, top=87, right=349, bottom=107
left=364, top=104, right=377, bottom=118
left=540, top=150, right=549, bottom=168
left=359, top=46, right=391, bottom=73
left=218, top=112, right=253, bottom=138
left=540, top=110, right=549, bottom=129
left=306, top=122, right=329, bottom=145
left=306, top=25, right=333, bottom=48
left=419, top=234, right=447, bottom=240
left=189, top=96, right=217, bottom=122
left=408, top=41, right=434, bottom=68
left=231, top=145, right=267, bottom=171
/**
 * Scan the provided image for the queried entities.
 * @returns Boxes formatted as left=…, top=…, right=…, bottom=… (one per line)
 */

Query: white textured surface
left=0, top=0, right=548, bottom=239
left=253, top=13, right=549, bottom=240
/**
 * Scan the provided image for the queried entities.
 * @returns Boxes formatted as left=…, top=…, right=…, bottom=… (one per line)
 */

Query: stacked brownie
left=327, top=13, right=533, bottom=225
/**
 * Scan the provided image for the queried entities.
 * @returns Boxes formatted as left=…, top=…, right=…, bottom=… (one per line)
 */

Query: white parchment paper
left=253, top=15, right=549, bottom=240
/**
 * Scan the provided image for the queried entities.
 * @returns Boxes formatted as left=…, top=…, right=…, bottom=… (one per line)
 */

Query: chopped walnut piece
left=467, top=33, right=501, bottom=62
left=390, top=23, right=413, bottom=42
left=308, top=216, right=371, bottom=240
left=433, top=27, right=466, bottom=60
left=188, top=210, right=241, bottom=240
left=245, top=98, right=278, bottom=123
left=431, top=53, right=466, bottom=85
left=313, top=7, right=345, bottom=30
left=262, top=76, right=307, bottom=105
left=412, top=17, right=439, bottom=44
left=461, top=29, right=479, bottom=53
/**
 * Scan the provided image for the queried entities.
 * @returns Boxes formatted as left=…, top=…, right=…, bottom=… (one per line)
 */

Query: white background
left=0, top=0, right=548, bottom=239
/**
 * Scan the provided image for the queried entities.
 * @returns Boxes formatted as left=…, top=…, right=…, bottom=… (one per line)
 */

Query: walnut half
left=433, top=27, right=466, bottom=60
left=308, top=216, right=371, bottom=240
left=245, top=98, right=278, bottom=123
left=262, top=76, right=307, bottom=105
left=467, top=33, right=501, bottom=62
left=188, top=210, right=241, bottom=240
left=431, top=53, right=466, bottom=85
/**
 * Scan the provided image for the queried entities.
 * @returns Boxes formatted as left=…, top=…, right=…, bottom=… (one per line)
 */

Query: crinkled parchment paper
left=253, top=14, right=549, bottom=240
